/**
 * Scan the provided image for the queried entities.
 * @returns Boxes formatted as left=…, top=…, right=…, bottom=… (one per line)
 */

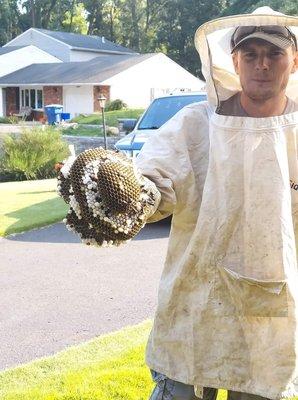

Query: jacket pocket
left=216, top=266, right=288, bottom=317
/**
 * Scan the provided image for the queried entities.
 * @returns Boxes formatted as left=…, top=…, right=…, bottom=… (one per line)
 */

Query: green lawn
left=0, top=319, right=227, bottom=400
left=0, top=178, right=67, bottom=236
left=71, top=109, right=144, bottom=127
left=62, top=125, right=103, bottom=137
left=0, top=320, right=153, bottom=400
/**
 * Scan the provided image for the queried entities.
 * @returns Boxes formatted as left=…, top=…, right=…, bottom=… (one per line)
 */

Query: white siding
left=4, top=28, right=69, bottom=61
left=0, top=45, right=61, bottom=116
left=69, top=50, right=103, bottom=61
left=102, top=53, right=204, bottom=108
left=0, top=45, right=61, bottom=78
left=69, top=49, right=135, bottom=61
left=0, top=89, right=3, bottom=117
left=63, top=85, right=93, bottom=118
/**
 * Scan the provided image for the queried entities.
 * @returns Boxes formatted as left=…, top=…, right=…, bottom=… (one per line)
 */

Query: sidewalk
left=0, top=122, right=42, bottom=135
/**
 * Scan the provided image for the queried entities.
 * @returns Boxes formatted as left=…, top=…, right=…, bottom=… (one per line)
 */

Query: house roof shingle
left=0, top=53, right=156, bottom=85
left=35, top=28, right=137, bottom=54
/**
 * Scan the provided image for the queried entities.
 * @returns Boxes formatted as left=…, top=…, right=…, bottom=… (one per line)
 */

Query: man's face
left=232, top=39, right=298, bottom=101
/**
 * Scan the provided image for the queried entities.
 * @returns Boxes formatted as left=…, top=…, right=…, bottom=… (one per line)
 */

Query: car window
left=138, top=95, right=206, bottom=130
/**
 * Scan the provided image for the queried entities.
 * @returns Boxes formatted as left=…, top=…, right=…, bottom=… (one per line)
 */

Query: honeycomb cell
left=57, top=147, right=155, bottom=247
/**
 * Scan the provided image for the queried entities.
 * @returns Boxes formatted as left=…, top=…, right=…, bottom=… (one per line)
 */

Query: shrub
left=0, top=117, right=11, bottom=124
left=0, top=167, right=25, bottom=182
left=7, top=115, right=20, bottom=124
left=0, top=115, right=24, bottom=124
left=0, top=126, right=70, bottom=181
left=105, top=99, right=127, bottom=111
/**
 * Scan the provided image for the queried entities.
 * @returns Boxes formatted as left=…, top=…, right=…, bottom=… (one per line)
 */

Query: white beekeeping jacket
left=135, top=7, right=298, bottom=399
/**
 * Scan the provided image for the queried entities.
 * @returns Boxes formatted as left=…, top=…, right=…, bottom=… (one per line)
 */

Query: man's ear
left=232, top=52, right=239, bottom=75
left=291, top=51, right=298, bottom=74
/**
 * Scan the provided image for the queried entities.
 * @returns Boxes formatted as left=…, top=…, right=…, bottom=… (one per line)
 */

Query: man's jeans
left=149, top=370, right=271, bottom=400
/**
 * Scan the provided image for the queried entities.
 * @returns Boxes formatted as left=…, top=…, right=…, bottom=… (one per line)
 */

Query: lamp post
left=98, top=94, right=107, bottom=149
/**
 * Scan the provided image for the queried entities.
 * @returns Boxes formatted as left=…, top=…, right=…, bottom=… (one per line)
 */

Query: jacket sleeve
left=135, top=103, right=209, bottom=222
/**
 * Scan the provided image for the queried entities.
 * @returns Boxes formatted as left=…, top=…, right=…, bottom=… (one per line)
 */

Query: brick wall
left=43, top=86, right=63, bottom=106
left=93, top=85, right=110, bottom=112
left=6, top=87, right=19, bottom=116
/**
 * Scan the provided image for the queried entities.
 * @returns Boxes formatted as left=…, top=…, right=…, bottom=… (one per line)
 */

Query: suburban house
left=0, top=28, right=204, bottom=119
left=0, top=44, right=61, bottom=117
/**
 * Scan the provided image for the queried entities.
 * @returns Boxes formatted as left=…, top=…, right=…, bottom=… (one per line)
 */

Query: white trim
left=71, top=46, right=137, bottom=55
left=31, top=28, right=72, bottom=48
left=4, top=27, right=135, bottom=55
left=19, top=86, right=44, bottom=110
left=4, top=28, right=72, bottom=49
left=0, top=56, right=158, bottom=87
left=3, top=28, right=34, bottom=47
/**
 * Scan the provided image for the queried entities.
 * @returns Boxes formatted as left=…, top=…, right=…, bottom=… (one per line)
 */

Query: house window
left=20, top=87, right=43, bottom=110
left=25, top=89, right=29, bottom=107
left=37, top=90, right=43, bottom=109
left=30, top=89, right=36, bottom=108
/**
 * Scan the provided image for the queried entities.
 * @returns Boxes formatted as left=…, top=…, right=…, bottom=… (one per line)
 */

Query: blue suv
left=115, top=92, right=207, bottom=158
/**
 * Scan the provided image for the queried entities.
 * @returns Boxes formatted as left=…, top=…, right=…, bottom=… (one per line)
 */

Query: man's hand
left=57, top=148, right=160, bottom=247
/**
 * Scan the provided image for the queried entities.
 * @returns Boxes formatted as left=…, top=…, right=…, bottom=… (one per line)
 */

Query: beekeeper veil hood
left=194, top=7, right=298, bottom=107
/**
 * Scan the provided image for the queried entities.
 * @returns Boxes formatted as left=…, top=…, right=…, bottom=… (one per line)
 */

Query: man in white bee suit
left=134, top=6, right=298, bottom=400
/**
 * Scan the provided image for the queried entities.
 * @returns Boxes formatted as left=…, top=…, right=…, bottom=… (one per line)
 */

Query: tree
left=19, top=0, right=75, bottom=30
left=84, top=0, right=105, bottom=36
left=222, top=0, right=298, bottom=15
left=62, top=2, right=88, bottom=33
left=1, top=0, right=297, bottom=75
left=155, top=0, right=228, bottom=76
left=0, top=0, right=21, bottom=46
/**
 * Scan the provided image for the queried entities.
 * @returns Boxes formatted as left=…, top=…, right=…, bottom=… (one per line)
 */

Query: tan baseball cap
left=230, top=25, right=297, bottom=53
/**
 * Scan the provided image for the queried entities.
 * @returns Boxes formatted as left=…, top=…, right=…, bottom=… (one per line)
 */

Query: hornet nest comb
left=57, top=147, right=159, bottom=247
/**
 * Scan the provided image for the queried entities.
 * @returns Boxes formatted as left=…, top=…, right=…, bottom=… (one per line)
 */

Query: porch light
left=98, top=94, right=107, bottom=110
left=98, top=94, right=107, bottom=149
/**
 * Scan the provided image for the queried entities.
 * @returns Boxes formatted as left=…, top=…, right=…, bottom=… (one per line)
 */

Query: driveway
left=0, top=221, right=170, bottom=371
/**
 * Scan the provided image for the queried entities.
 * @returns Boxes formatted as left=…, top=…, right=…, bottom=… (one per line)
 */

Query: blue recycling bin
left=45, top=104, right=63, bottom=125
left=61, top=112, right=71, bottom=121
